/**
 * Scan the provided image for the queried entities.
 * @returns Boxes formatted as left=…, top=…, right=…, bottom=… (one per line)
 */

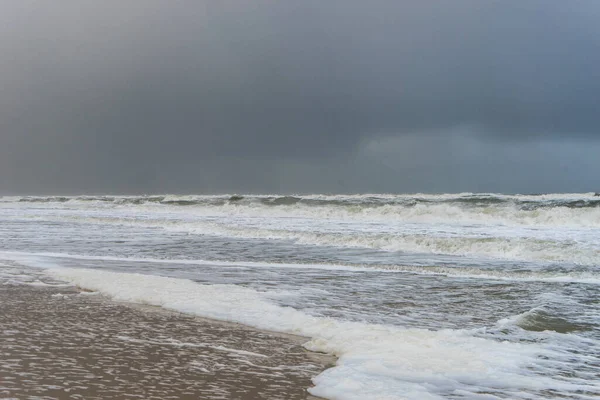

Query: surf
left=35, top=266, right=600, bottom=400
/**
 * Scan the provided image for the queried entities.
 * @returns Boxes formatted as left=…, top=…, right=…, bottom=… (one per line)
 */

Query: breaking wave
left=5, top=193, right=600, bottom=265
left=5, top=193, right=600, bottom=227
left=39, top=214, right=600, bottom=266
left=501, top=308, right=592, bottom=334
left=4, top=251, right=600, bottom=285
left=36, top=266, right=600, bottom=399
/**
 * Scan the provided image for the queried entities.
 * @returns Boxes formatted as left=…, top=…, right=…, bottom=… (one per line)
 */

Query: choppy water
left=1, top=193, right=600, bottom=399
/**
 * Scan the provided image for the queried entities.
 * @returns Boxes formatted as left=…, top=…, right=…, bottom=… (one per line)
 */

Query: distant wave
left=7, top=193, right=600, bottom=228
left=6, top=192, right=600, bottom=209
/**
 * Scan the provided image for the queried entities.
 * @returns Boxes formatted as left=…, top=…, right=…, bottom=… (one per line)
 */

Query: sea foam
left=6, top=193, right=600, bottom=228
left=42, top=267, right=598, bottom=400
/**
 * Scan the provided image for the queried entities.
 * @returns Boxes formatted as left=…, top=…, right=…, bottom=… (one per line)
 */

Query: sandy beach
left=0, top=280, right=334, bottom=400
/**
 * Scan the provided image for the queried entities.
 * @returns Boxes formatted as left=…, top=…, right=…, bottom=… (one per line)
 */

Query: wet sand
left=0, top=280, right=334, bottom=400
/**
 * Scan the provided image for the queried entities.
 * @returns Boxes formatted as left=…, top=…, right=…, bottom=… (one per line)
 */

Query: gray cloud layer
left=1, top=1, right=600, bottom=193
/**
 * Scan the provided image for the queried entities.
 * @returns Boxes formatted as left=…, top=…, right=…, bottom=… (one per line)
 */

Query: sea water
left=1, top=193, right=599, bottom=399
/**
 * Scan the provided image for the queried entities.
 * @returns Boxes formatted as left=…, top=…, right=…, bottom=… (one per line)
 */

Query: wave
left=5, top=193, right=600, bottom=228
left=6, top=192, right=600, bottom=206
left=499, top=308, right=592, bottom=334
left=39, top=266, right=600, bottom=399
left=43, top=214, right=600, bottom=266
left=179, top=224, right=600, bottom=265
left=4, top=251, right=600, bottom=284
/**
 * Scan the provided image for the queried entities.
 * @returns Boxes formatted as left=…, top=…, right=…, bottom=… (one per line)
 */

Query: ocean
left=1, top=193, right=599, bottom=399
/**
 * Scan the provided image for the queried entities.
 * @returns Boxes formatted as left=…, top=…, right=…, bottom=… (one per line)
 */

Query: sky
left=1, top=1, right=600, bottom=195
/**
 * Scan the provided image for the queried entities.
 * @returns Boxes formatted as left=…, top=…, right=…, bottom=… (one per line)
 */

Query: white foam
left=5, top=192, right=599, bottom=203
left=5, top=193, right=600, bottom=228
left=164, top=199, right=600, bottom=228
left=6, top=193, right=600, bottom=267
left=43, top=267, right=599, bottom=399
left=14, top=207, right=600, bottom=265
left=4, top=251, right=600, bottom=285
left=175, top=223, right=600, bottom=266
left=0, top=262, right=70, bottom=286
left=9, top=194, right=600, bottom=266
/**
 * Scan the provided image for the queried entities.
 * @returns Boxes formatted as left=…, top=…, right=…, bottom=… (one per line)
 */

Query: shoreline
left=0, top=281, right=335, bottom=400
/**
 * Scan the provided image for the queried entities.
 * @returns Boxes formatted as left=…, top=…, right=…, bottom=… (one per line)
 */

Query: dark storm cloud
left=1, top=1, right=600, bottom=193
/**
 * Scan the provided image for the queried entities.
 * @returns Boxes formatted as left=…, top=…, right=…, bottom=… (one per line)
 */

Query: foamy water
left=1, top=193, right=600, bottom=399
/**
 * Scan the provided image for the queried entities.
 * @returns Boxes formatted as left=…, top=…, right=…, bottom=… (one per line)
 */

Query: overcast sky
left=1, top=1, right=599, bottom=194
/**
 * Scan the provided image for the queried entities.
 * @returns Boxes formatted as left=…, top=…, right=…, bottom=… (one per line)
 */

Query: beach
left=0, top=276, right=333, bottom=400
left=3, top=1, right=599, bottom=397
